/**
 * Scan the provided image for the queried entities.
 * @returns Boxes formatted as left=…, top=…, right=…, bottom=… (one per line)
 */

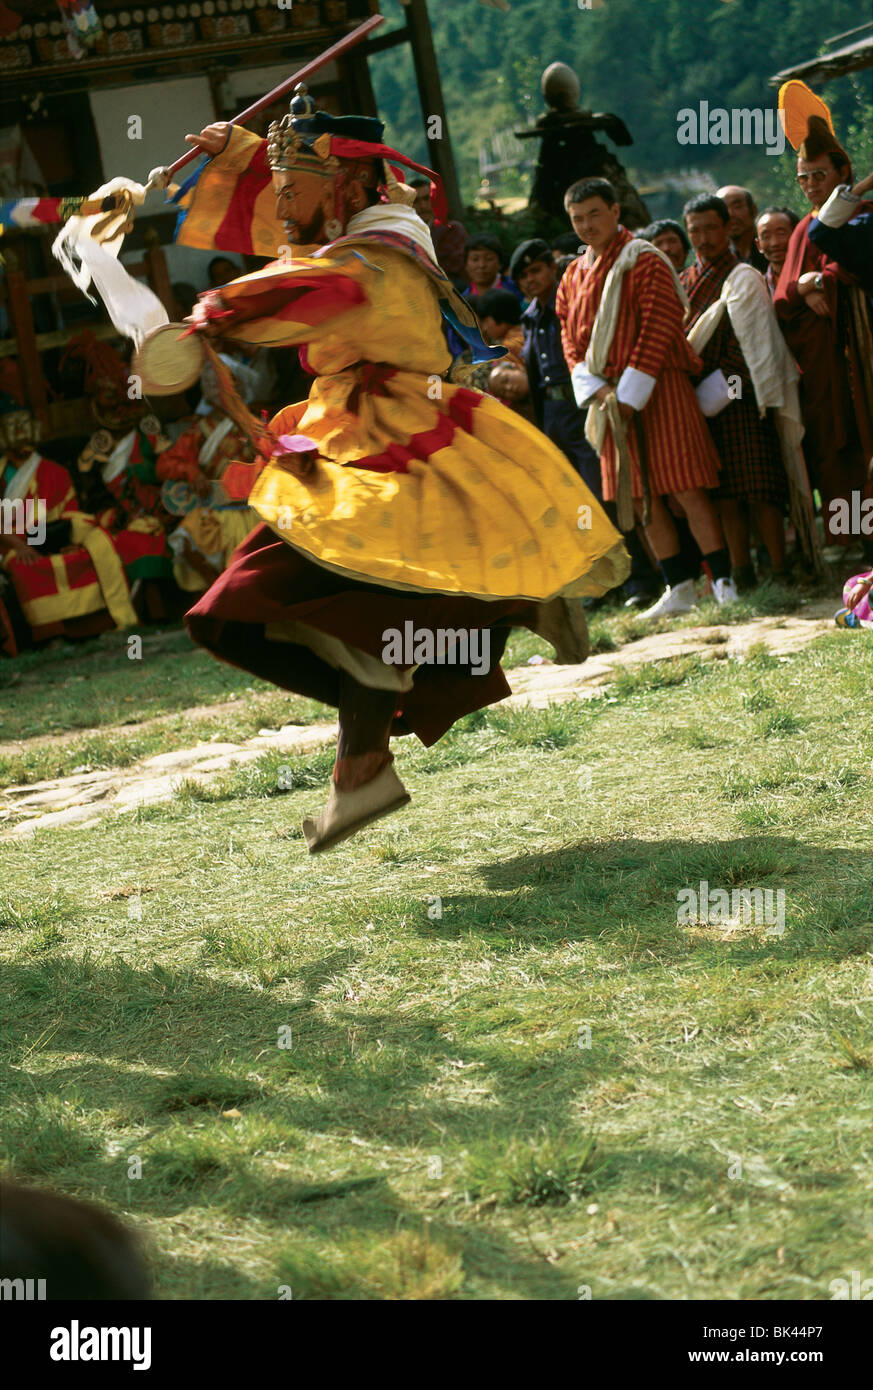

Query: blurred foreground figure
left=0, top=1181, right=149, bottom=1300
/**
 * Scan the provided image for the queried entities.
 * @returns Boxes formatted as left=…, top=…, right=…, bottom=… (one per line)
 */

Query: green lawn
left=0, top=578, right=816, bottom=790
left=1, top=629, right=871, bottom=1299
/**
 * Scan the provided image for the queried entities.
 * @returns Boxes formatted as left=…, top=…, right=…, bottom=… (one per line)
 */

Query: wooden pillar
left=404, top=0, right=464, bottom=220
left=344, top=49, right=379, bottom=119
left=2, top=246, right=49, bottom=425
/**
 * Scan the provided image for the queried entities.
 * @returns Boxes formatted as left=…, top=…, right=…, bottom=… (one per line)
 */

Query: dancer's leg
left=301, top=668, right=410, bottom=853
left=333, top=670, right=398, bottom=791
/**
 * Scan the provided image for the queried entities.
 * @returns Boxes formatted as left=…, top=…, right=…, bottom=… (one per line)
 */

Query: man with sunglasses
left=773, top=118, right=873, bottom=553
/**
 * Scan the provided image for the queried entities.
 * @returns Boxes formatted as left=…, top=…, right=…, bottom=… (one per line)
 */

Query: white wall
left=92, top=62, right=338, bottom=293
left=90, top=76, right=216, bottom=187
left=228, top=60, right=338, bottom=102
left=90, top=59, right=341, bottom=186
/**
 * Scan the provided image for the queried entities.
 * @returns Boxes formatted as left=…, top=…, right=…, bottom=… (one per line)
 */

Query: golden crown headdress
left=267, top=90, right=340, bottom=174
left=267, top=84, right=440, bottom=213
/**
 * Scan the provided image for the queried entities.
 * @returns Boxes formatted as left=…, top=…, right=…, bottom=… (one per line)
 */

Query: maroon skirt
left=185, top=524, right=536, bottom=746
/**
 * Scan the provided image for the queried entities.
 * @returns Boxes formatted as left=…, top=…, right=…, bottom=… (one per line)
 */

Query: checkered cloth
left=683, top=253, right=787, bottom=506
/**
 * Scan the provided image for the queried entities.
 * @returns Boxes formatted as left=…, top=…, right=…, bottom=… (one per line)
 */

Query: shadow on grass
left=418, top=835, right=872, bottom=963
left=1, top=935, right=635, bottom=1201
left=2, top=830, right=870, bottom=1296
left=151, top=1252, right=265, bottom=1300
left=3, top=834, right=870, bottom=1123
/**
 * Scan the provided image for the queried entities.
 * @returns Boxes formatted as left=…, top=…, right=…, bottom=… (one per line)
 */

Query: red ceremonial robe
left=772, top=209, right=873, bottom=537
left=0, top=454, right=137, bottom=642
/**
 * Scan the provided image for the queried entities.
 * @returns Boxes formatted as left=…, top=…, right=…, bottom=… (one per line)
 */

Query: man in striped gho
left=557, top=178, right=738, bottom=620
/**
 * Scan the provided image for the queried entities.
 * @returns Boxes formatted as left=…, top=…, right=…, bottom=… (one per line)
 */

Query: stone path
left=0, top=600, right=836, bottom=839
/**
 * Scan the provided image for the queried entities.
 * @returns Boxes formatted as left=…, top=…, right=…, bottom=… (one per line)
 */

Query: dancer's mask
left=266, top=83, right=445, bottom=246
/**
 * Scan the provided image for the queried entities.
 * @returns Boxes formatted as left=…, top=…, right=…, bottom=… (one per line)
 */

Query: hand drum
left=132, top=323, right=205, bottom=396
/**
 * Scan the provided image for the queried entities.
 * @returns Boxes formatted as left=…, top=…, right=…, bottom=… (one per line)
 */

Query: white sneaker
left=640, top=578, right=697, bottom=619
left=713, top=576, right=739, bottom=605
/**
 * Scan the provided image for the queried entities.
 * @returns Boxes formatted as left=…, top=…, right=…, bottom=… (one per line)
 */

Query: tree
left=368, top=0, right=870, bottom=217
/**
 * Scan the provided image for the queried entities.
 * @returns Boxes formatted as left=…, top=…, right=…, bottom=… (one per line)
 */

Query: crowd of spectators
left=412, top=138, right=872, bottom=619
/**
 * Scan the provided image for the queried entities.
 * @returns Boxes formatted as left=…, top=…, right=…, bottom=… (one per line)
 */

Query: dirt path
left=1, top=600, right=837, bottom=839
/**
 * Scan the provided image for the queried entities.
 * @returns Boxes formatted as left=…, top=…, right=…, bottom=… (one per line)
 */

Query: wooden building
left=0, top=0, right=462, bottom=433
left=769, top=21, right=873, bottom=88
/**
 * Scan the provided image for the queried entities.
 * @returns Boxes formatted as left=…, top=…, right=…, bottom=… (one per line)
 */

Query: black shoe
left=621, top=581, right=659, bottom=609
left=732, top=562, right=757, bottom=594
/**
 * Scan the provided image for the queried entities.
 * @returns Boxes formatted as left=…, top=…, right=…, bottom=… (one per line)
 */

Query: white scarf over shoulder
left=3, top=451, right=42, bottom=501
left=570, top=239, right=688, bottom=455
left=687, top=262, right=821, bottom=572
left=687, top=262, right=800, bottom=420
left=343, top=203, right=439, bottom=265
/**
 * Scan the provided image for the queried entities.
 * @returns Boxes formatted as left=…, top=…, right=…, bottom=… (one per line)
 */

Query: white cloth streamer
left=51, top=177, right=169, bottom=350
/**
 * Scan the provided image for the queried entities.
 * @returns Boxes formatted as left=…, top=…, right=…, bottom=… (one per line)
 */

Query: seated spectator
left=0, top=403, right=142, bottom=644
left=637, top=218, right=691, bottom=273
left=485, top=359, right=534, bottom=417
left=58, top=330, right=142, bottom=437
left=834, top=568, right=872, bottom=628
left=207, top=255, right=243, bottom=289
left=474, top=288, right=524, bottom=356
left=77, top=416, right=167, bottom=524
left=76, top=415, right=175, bottom=599
left=446, top=292, right=528, bottom=412
left=754, top=206, right=800, bottom=297
left=409, top=175, right=469, bottom=287
left=463, top=235, right=522, bottom=301
left=156, top=357, right=260, bottom=592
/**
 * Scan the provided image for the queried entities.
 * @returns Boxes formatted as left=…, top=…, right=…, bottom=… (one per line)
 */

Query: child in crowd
left=835, top=570, right=873, bottom=628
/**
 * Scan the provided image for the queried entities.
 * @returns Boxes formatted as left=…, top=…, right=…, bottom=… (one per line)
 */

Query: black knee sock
left=659, top=552, right=693, bottom=588
left=703, top=547, right=731, bottom=583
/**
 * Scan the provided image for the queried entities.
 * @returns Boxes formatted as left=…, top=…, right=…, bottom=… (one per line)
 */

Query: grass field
left=1, top=608, right=871, bottom=1300
left=0, top=579, right=800, bottom=789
